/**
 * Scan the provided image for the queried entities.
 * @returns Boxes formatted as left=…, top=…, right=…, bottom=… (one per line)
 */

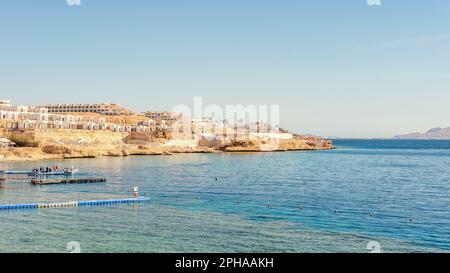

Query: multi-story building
left=144, top=111, right=181, bottom=122
left=0, top=100, right=12, bottom=109
left=0, top=101, right=158, bottom=132
left=39, top=103, right=133, bottom=116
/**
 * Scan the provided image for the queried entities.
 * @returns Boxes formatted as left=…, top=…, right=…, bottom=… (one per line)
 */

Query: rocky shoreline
left=0, top=129, right=335, bottom=162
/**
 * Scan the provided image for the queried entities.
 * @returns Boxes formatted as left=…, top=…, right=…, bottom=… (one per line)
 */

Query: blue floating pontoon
left=0, top=197, right=150, bottom=211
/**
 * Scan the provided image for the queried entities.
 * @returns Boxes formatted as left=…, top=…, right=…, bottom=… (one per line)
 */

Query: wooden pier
left=31, top=178, right=106, bottom=185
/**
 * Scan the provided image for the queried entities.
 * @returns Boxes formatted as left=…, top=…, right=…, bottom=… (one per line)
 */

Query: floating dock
left=0, top=197, right=151, bottom=211
left=1, top=170, right=30, bottom=175
left=1, top=169, right=78, bottom=177
left=31, top=178, right=106, bottom=185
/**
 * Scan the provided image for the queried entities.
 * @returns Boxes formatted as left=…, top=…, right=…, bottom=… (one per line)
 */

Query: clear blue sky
left=1, top=0, right=449, bottom=137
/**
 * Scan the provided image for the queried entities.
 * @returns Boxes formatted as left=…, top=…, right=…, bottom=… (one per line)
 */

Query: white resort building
left=0, top=100, right=153, bottom=132
left=38, top=103, right=133, bottom=116
left=0, top=100, right=12, bottom=109
left=1, top=99, right=293, bottom=143
left=144, top=111, right=181, bottom=122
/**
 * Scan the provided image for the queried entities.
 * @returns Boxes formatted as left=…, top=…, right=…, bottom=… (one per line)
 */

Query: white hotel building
left=38, top=103, right=133, bottom=116
left=0, top=100, right=156, bottom=132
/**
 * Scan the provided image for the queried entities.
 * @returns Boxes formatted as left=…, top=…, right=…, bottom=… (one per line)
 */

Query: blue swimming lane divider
left=0, top=197, right=151, bottom=211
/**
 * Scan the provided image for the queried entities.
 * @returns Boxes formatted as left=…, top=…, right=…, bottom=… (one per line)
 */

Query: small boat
left=30, top=168, right=79, bottom=176
left=1, top=167, right=79, bottom=177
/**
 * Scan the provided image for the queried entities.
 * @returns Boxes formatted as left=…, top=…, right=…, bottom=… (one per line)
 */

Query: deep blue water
left=334, top=139, right=450, bottom=150
left=1, top=140, right=449, bottom=252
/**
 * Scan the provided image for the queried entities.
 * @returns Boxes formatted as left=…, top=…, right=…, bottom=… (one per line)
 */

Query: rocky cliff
left=0, top=129, right=334, bottom=162
left=222, top=138, right=334, bottom=152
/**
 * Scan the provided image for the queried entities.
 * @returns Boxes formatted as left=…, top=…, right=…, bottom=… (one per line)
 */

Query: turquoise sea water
left=1, top=140, right=449, bottom=253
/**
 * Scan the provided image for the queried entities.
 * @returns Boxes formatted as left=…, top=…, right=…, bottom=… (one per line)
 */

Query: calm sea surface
left=1, top=140, right=449, bottom=253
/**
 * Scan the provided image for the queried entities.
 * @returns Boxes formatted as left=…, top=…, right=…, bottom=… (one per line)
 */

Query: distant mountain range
left=394, top=127, right=450, bottom=140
